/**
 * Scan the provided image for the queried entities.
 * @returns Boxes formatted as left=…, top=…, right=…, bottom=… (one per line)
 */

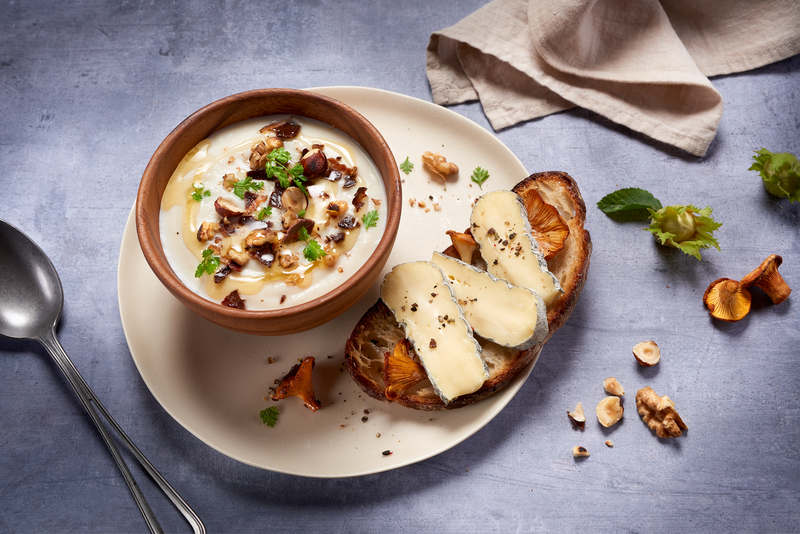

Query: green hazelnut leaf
left=597, top=187, right=663, bottom=221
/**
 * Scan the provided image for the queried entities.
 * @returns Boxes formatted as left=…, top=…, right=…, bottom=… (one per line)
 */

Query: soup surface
left=160, top=115, right=387, bottom=311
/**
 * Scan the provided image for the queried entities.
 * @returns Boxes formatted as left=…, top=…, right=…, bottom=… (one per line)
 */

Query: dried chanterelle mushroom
left=422, top=151, right=459, bottom=181
left=516, top=187, right=570, bottom=261
left=383, top=339, right=427, bottom=401
left=272, top=357, right=321, bottom=412
left=703, top=278, right=752, bottom=322
left=445, top=230, right=478, bottom=264
left=568, top=402, right=586, bottom=429
left=740, top=254, right=791, bottom=305
left=596, top=396, right=624, bottom=427
left=635, top=387, right=687, bottom=438
left=603, top=377, right=625, bottom=396
left=632, top=341, right=661, bottom=366
left=572, top=446, right=590, bottom=457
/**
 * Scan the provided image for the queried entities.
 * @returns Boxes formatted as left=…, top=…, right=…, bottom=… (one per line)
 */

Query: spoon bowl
left=0, top=219, right=205, bottom=534
left=0, top=225, right=62, bottom=339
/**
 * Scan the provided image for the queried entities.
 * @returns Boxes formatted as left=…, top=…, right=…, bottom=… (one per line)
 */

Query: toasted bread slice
left=344, top=171, right=592, bottom=410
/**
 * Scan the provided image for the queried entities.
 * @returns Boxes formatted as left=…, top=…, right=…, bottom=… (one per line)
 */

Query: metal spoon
left=0, top=219, right=205, bottom=534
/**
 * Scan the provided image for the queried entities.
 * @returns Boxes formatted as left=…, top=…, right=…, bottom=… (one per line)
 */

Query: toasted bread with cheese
left=344, top=171, right=592, bottom=410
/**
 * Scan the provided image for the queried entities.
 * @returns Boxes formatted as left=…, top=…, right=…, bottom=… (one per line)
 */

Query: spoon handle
left=38, top=327, right=206, bottom=534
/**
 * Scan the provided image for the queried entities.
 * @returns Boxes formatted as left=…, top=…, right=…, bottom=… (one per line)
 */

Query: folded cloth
left=427, top=0, right=800, bottom=156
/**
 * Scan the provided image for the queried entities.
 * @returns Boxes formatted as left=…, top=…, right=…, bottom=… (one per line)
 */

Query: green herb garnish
left=191, top=183, right=211, bottom=202
left=303, top=239, right=327, bottom=262
left=256, top=206, right=272, bottom=220
left=400, top=156, right=414, bottom=175
left=265, top=148, right=307, bottom=190
left=194, top=248, right=220, bottom=278
left=259, top=406, right=279, bottom=427
left=233, top=176, right=263, bottom=199
left=361, top=209, right=379, bottom=230
left=471, top=167, right=489, bottom=189
left=298, top=226, right=311, bottom=242
left=597, top=187, right=663, bottom=221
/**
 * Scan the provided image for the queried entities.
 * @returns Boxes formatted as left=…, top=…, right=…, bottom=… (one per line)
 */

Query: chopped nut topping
left=300, top=145, right=328, bottom=179
left=278, top=253, right=299, bottom=269
left=605, top=440, right=614, bottom=447
left=224, top=246, right=250, bottom=266
left=214, top=197, right=244, bottom=219
left=326, top=200, right=348, bottom=218
left=197, top=221, right=219, bottom=242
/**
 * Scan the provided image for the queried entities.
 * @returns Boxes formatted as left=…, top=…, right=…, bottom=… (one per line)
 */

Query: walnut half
left=422, top=151, right=458, bottom=181
left=635, top=387, right=687, bottom=438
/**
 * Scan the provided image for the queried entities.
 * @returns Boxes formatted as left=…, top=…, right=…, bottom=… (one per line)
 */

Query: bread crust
left=344, top=171, right=592, bottom=410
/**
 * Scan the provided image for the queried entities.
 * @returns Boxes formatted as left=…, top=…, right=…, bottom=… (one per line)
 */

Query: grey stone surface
left=1, top=1, right=798, bottom=532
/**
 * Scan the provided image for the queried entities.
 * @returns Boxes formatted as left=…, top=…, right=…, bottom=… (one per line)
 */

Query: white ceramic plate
left=118, top=86, right=535, bottom=477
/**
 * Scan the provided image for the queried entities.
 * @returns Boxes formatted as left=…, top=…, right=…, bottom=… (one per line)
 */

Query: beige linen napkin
left=427, top=0, right=800, bottom=156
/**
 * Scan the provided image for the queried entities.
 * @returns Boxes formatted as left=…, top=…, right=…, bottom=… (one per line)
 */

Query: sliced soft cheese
left=380, top=261, right=488, bottom=404
left=431, top=252, right=548, bottom=351
left=470, top=190, right=562, bottom=306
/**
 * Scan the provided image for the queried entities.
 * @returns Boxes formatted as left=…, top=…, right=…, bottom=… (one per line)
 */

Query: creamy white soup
left=159, top=115, right=386, bottom=311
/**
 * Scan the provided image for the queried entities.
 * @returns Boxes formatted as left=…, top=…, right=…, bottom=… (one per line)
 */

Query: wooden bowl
left=135, top=88, right=402, bottom=335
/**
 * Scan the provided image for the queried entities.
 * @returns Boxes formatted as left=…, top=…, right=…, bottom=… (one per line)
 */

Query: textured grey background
left=1, top=1, right=799, bottom=533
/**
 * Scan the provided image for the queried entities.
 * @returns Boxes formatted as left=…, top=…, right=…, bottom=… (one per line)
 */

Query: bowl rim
left=135, top=88, right=402, bottom=324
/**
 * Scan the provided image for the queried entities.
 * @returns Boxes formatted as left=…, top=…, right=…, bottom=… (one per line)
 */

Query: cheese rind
left=380, top=261, right=488, bottom=403
left=431, top=252, right=548, bottom=351
left=470, top=190, right=562, bottom=305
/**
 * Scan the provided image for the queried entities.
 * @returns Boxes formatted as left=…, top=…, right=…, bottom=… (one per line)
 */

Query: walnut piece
left=635, top=387, right=687, bottom=438
left=603, top=377, right=625, bottom=396
left=422, top=151, right=459, bottom=181
left=196, top=221, right=219, bottom=242
left=224, top=246, right=250, bottom=266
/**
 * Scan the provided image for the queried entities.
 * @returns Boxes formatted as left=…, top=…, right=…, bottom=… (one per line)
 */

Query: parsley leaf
left=298, top=226, right=311, bottom=242
left=256, top=206, right=272, bottom=220
left=233, top=176, right=263, bottom=199
left=597, top=187, right=663, bottom=221
left=259, top=406, right=279, bottom=427
left=400, top=156, right=414, bottom=175
left=268, top=147, right=293, bottom=166
left=361, top=209, right=379, bottom=230
left=303, top=239, right=327, bottom=262
left=191, top=183, right=211, bottom=202
left=194, top=248, right=220, bottom=278
left=471, top=167, right=489, bottom=189
left=266, top=152, right=306, bottom=190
